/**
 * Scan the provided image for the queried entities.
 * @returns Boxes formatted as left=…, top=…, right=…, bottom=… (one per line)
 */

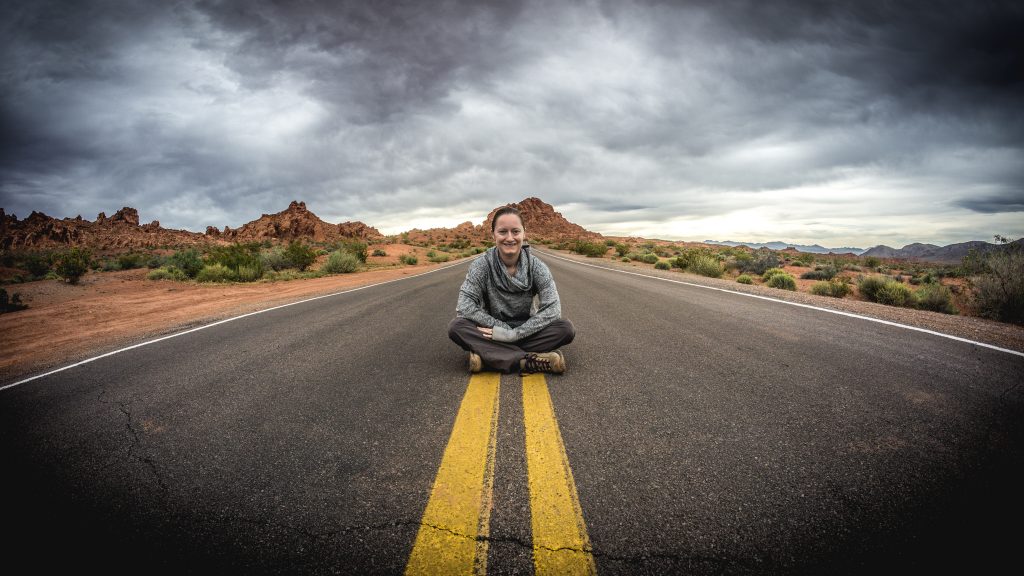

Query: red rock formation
left=217, top=200, right=383, bottom=243
left=482, top=197, right=600, bottom=241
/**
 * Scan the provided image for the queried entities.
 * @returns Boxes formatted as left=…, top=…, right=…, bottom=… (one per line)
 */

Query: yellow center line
left=522, top=373, right=597, bottom=575
left=405, top=372, right=500, bottom=576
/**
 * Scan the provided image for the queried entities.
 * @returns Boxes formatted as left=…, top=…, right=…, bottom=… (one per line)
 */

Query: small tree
left=284, top=240, right=317, bottom=271
left=55, top=247, right=91, bottom=284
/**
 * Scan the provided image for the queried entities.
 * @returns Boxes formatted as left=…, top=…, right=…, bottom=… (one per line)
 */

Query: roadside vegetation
left=545, top=235, right=1024, bottom=324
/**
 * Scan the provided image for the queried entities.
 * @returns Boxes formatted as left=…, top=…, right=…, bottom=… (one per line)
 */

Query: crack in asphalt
left=96, top=386, right=169, bottom=492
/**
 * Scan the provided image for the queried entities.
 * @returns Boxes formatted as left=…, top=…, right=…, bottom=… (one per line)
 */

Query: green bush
left=117, top=252, right=146, bottom=270
left=429, top=252, right=451, bottom=263
left=205, top=243, right=263, bottom=281
left=170, top=249, right=204, bottom=278
left=640, top=253, right=659, bottom=264
left=857, top=276, right=888, bottom=302
left=322, top=250, right=360, bottom=273
left=605, top=239, right=617, bottom=246
left=689, top=254, right=723, bottom=278
left=743, top=250, right=781, bottom=275
left=864, top=256, right=881, bottom=268
left=372, top=249, right=387, bottom=257
left=875, top=281, right=915, bottom=307
left=399, top=254, right=418, bottom=265
left=572, top=240, right=608, bottom=258
left=614, top=243, right=630, bottom=257
left=915, top=283, right=957, bottom=314
left=19, top=253, right=52, bottom=279
left=55, top=247, right=91, bottom=284
left=654, top=261, right=670, bottom=270
left=196, top=263, right=236, bottom=283
left=332, top=240, right=368, bottom=263
left=766, top=273, right=797, bottom=290
left=801, top=266, right=837, bottom=280
left=971, top=239, right=1024, bottom=323
left=147, top=267, right=187, bottom=281
left=736, top=274, right=753, bottom=284
left=0, top=287, right=28, bottom=313
left=260, top=247, right=291, bottom=271
left=621, top=257, right=631, bottom=262
left=761, top=267, right=787, bottom=282
left=284, top=241, right=317, bottom=271
left=810, top=280, right=850, bottom=298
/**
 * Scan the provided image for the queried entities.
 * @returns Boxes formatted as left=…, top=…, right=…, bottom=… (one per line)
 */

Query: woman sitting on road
left=447, top=206, right=575, bottom=374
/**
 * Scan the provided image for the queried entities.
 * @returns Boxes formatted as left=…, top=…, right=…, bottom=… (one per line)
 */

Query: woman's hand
left=477, top=326, right=493, bottom=339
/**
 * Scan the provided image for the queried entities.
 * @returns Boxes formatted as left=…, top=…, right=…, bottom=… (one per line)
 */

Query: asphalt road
left=2, top=250, right=1022, bottom=574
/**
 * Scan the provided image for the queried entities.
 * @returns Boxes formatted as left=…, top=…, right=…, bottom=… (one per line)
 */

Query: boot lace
left=522, top=353, right=551, bottom=374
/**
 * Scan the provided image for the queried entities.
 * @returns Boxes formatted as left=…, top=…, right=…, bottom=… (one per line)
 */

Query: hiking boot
left=468, top=351, right=483, bottom=373
left=520, top=351, right=566, bottom=375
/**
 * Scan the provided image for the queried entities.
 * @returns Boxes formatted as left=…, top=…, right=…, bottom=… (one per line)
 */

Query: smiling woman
left=447, top=206, right=576, bottom=374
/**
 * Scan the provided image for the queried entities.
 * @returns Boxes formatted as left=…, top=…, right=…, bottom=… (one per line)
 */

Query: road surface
left=2, top=249, right=1022, bottom=574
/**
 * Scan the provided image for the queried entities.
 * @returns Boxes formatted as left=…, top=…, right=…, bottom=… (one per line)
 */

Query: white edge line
left=1, top=257, right=478, bottom=392
left=540, top=250, right=1024, bottom=359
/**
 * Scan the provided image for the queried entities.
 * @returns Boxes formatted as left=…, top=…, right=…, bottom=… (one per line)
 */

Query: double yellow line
left=405, top=373, right=596, bottom=575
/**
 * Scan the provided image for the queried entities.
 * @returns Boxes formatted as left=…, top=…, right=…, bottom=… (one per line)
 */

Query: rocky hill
left=208, top=201, right=382, bottom=243
left=860, top=239, right=1023, bottom=262
left=403, top=197, right=601, bottom=245
left=0, top=207, right=206, bottom=251
left=0, top=201, right=383, bottom=252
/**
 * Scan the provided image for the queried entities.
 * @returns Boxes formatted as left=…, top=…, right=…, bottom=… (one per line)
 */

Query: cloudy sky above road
left=2, top=0, right=1021, bottom=248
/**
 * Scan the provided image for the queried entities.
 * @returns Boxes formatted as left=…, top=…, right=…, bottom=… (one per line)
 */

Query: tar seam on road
left=405, top=372, right=500, bottom=576
left=522, top=373, right=596, bottom=575
left=542, top=251, right=1024, bottom=359
left=0, top=257, right=478, bottom=393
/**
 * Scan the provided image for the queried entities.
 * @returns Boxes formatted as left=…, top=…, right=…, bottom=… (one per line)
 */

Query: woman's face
left=493, top=214, right=525, bottom=261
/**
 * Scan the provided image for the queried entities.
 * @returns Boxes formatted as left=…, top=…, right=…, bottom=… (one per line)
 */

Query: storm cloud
left=2, top=0, right=1022, bottom=246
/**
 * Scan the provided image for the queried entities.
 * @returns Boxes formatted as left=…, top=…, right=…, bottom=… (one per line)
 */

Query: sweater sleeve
left=456, top=260, right=512, bottom=329
left=492, top=259, right=560, bottom=342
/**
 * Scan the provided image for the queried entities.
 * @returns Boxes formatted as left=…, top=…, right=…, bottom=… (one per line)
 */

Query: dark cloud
left=1, top=0, right=1022, bottom=246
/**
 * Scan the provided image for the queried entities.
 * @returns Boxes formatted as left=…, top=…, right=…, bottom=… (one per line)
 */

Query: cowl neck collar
left=488, top=244, right=533, bottom=293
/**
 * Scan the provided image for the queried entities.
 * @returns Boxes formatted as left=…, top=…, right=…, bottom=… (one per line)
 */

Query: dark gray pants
left=447, top=317, right=576, bottom=373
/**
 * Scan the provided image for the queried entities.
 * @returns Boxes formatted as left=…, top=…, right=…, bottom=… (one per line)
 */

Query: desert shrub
left=845, top=264, right=863, bottom=272
left=761, top=267, right=787, bottom=282
left=875, top=281, right=915, bottom=307
left=743, top=250, right=781, bottom=275
left=170, top=248, right=204, bottom=278
left=689, top=254, right=723, bottom=278
left=766, top=273, right=797, bottom=290
left=654, top=246, right=672, bottom=257
left=260, top=247, right=291, bottom=271
left=117, top=252, right=146, bottom=270
left=572, top=240, right=607, bottom=258
left=21, top=253, right=52, bottom=279
left=801, top=266, right=837, bottom=280
left=147, top=267, right=187, bottom=281
left=196, top=263, right=236, bottom=283
left=55, top=247, right=91, bottom=284
left=654, top=261, right=670, bottom=270
left=810, top=279, right=850, bottom=298
left=614, top=243, right=630, bottom=257
left=605, top=239, right=617, bottom=246
left=864, top=256, right=881, bottom=269
left=330, top=240, right=368, bottom=263
left=206, top=243, right=263, bottom=280
left=640, top=253, right=659, bottom=264
left=0, top=287, right=28, bottom=313
left=971, top=238, right=1024, bottom=323
left=796, top=252, right=815, bottom=266
left=100, top=259, right=122, bottom=272
left=915, top=283, right=957, bottom=314
left=736, top=274, right=753, bottom=284
left=284, top=241, right=317, bottom=271
left=429, top=252, right=451, bottom=263
left=621, top=257, right=630, bottom=262
left=372, top=249, right=387, bottom=257
left=857, top=276, right=888, bottom=301
left=322, top=250, right=359, bottom=274
left=399, top=254, right=418, bottom=265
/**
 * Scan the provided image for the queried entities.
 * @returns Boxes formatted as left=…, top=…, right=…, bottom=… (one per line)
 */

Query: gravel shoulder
left=536, top=246, right=1024, bottom=355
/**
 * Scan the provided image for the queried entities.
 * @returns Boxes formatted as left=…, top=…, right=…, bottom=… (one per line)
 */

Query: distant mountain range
left=703, top=240, right=865, bottom=255
left=859, top=239, right=1023, bottom=263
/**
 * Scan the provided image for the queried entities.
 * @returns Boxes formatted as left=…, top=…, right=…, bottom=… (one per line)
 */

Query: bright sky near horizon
left=2, top=0, right=1022, bottom=248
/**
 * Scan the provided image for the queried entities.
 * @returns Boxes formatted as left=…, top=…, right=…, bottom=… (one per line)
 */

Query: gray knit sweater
left=455, top=245, right=562, bottom=342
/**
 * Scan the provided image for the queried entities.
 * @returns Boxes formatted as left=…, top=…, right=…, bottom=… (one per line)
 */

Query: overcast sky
left=2, top=0, right=1021, bottom=248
